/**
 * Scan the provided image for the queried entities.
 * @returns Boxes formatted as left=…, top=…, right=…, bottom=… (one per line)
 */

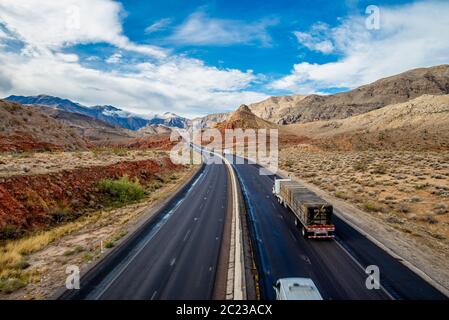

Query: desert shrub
left=148, top=181, right=163, bottom=192
left=363, top=202, right=380, bottom=212
left=372, top=164, right=387, bottom=174
left=397, top=202, right=411, bottom=213
left=415, top=183, right=430, bottom=190
left=433, top=203, right=448, bottom=215
left=334, top=191, right=348, bottom=200
left=353, top=160, right=368, bottom=172
left=112, top=148, right=128, bottom=157
left=0, top=225, right=24, bottom=240
left=13, top=260, right=30, bottom=270
left=284, top=160, right=295, bottom=168
left=0, top=278, right=25, bottom=294
left=98, top=175, right=145, bottom=205
left=2, top=103, right=21, bottom=113
left=104, top=241, right=115, bottom=249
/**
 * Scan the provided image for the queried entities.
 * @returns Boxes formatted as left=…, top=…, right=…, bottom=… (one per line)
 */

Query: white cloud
left=106, top=53, right=122, bottom=64
left=55, top=53, right=79, bottom=63
left=0, top=0, right=167, bottom=58
left=272, top=1, right=449, bottom=93
left=0, top=45, right=266, bottom=118
left=145, top=18, right=172, bottom=34
left=294, top=22, right=334, bottom=54
left=168, top=12, right=277, bottom=46
left=0, top=1, right=268, bottom=117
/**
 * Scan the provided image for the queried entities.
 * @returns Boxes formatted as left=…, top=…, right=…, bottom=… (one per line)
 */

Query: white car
left=274, top=278, right=323, bottom=300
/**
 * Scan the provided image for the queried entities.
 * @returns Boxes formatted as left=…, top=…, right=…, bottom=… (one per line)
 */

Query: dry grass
left=0, top=148, right=167, bottom=178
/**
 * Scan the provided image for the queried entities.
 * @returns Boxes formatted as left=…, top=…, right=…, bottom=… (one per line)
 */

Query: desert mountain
left=247, top=94, right=307, bottom=123
left=215, top=105, right=278, bottom=130
left=33, top=105, right=135, bottom=144
left=0, top=100, right=88, bottom=152
left=243, top=65, right=449, bottom=125
left=136, top=124, right=172, bottom=136
left=191, top=112, right=230, bottom=129
left=285, top=94, right=449, bottom=151
left=4, top=95, right=189, bottom=130
left=191, top=95, right=307, bottom=128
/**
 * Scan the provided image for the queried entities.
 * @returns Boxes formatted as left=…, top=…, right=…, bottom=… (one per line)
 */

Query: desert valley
left=0, top=64, right=449, bottom=299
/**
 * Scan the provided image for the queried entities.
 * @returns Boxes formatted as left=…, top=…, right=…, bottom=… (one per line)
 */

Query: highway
left=230, top=155, right=447, bottom=300
left=63, top=153, right=229, bottom=300
left=61, top=146, right=447, bottom=300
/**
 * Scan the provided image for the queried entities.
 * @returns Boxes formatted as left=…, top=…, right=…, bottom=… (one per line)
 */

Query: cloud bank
left=272, top=1, right=449, bottom=93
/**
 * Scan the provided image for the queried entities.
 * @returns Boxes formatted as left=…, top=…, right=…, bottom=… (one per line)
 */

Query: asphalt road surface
left=230, top=156, right=447, bottom=300
left=66, top=154, right=229, bottom=300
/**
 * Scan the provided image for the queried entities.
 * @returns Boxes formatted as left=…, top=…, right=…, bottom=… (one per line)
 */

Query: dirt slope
left=268, top=65, right=449, bottom=124
left=286, top=94, right=449, bottom=150
left=0, top=100, right=88, bottom=152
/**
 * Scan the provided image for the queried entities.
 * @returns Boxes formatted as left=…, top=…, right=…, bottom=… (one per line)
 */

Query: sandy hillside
left=247, top=94, right=307, bottom=123
left=285, top=94, right=449, bottom=151
left=0, top=100, right=88, bottom=152
left=277, top=64, right=449, bottom=124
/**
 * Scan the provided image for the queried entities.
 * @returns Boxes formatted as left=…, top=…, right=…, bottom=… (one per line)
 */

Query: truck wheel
left=301, top=226, right=308, bottom=239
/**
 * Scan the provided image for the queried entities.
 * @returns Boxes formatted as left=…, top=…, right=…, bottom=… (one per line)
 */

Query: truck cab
left=274, top=278, right=323, bottom=300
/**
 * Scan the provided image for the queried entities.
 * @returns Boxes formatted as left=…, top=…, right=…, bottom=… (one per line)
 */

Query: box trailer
left=273, top=179, right=335, bottom=239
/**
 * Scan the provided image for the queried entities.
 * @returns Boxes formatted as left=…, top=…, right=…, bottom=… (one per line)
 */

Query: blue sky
left=0, top=0, right=448, bottom=118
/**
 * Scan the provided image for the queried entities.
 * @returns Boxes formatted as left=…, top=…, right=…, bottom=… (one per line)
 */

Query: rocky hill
left=247, top=94, right=307, bottom=123
left=247, top=65, right=449, bottom=124
left=285, top=94, right=449, bottom=150
left=215, top=105, right=278, bottom=130
left=33, top=105, right=136, bottom=144
left=136, top=124, right=172, bottom=136
left=191, top=112, right=230, bottom=129
left=0, top=100, right=88, bottom=152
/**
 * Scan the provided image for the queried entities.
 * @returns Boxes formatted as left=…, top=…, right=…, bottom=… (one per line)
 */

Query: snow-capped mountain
left=4, top=95, right=189, bottom=130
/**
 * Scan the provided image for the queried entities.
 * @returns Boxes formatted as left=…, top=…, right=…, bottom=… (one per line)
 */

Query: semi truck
left=273, top=179, right=335, bottom=239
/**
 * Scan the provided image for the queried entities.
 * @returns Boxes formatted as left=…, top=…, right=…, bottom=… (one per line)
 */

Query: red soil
left=0, top=133, right=63, bottom=153
left=0, top=157, right=183, bottom=237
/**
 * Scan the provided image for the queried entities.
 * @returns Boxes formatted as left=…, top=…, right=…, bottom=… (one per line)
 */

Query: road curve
left=63, top=155, right=229, bottom=300
left=230, top=156, right=447, bottom=300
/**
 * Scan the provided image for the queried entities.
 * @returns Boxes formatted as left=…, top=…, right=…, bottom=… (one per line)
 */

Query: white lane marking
left=150, top=291, right=158, bottom=300
left=170, top=258, right=176, bottom=267
left=192, top=145, right=245, bottom=300
left=86, top=156, right=209, bottom=299
left=333, top=239, right=395, bottom=300
left=183, top=229, right=191, bottom=242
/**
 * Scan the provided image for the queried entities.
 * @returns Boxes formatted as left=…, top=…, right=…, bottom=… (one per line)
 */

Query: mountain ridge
left=4, top=95, right=189, bottom=130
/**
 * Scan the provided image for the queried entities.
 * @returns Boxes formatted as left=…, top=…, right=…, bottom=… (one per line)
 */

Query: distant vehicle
left=273, top=179, right=335, bottom=239
left=274, top=278, right=323, bottom=300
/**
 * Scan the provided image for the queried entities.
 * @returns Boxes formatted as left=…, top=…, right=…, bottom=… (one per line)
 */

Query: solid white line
left=333, top=239, right=395, bottom=300
left=205, top=149, right=245, bottom=300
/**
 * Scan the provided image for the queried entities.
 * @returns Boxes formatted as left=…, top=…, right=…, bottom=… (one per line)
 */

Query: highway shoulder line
left=211, top=150, right=246, bottom=300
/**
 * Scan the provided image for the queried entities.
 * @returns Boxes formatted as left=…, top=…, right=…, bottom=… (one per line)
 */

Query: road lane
left=64, top=155, right=229, bottom=300
left=231, top=157, right=445, bottom=300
